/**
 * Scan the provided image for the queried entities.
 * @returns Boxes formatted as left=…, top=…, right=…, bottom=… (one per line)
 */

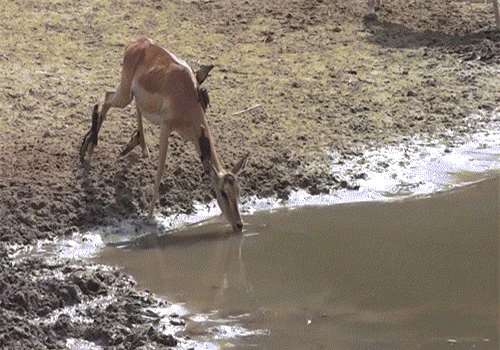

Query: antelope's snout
left=223, top=204, right=244, bottom=233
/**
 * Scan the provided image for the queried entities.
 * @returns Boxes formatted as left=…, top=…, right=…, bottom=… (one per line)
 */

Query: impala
left=80, top=37, right=249, bottom=232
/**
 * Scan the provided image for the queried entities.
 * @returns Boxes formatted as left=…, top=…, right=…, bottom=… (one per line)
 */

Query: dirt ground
left=0, top=0, right=498, bottom=348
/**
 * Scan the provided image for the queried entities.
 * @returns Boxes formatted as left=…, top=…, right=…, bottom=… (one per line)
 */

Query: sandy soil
left=0, top=0, right=498, bottom=347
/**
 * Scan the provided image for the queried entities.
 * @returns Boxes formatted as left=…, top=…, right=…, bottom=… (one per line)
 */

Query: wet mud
left=0, top=0, right=499, bottom=347
left=1, top=245, right=181, bottom=348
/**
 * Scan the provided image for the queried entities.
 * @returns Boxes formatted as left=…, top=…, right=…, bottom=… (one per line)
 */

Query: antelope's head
left=199, top=130, right=249, bottom=232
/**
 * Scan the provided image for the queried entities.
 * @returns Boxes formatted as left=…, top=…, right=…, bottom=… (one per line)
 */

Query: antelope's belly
left=142, top=112, right=164, bottom=126
left=133, top=85, right=171, bottom=126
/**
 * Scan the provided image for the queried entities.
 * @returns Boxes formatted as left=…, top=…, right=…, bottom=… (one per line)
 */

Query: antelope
left=80, top=37, right=249, bottom=232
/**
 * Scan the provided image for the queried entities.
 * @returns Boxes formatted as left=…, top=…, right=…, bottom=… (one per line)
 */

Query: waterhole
left=98, top=176, right=499, bottom=349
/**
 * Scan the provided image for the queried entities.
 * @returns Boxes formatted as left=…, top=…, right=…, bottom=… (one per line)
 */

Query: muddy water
left=98, top=176, right=499, bottom=349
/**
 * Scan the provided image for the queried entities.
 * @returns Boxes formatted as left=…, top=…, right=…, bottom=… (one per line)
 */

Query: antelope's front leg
left=79, top=104, right=100, bottom=163
left=148, top=123, right=170, bottom=220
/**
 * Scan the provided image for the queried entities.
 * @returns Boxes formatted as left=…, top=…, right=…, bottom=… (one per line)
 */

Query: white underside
left=132, top=80, right=172, bottom=126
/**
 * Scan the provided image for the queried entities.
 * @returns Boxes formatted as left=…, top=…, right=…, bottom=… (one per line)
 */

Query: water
left=93, top=117, right=499, bottom=348
left=98, top=176, right=499, bottom=349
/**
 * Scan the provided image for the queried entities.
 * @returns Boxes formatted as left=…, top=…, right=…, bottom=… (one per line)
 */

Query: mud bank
left=96, top=117, right=499, bottom=243
left=0, top=0, right=499, bottom=348
left=1, top=0, right=499, bottom=244
left=0, top=240, right=189, bottom=349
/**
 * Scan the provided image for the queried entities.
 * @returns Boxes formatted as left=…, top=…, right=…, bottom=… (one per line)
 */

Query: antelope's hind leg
left=80, top=87, right=133, bottom=163
left=80, top=104, right=100, bottom=163
left=121, top=109, right=150, bottom=158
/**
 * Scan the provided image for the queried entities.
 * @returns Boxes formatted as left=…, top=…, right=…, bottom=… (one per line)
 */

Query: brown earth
left=0, top=0, right=498, bottom=348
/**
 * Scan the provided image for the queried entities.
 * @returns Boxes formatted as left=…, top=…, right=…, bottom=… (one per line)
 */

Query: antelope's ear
left=195, top=64, right=214, bottom=85
left=231, top=153, right=249, bottom=175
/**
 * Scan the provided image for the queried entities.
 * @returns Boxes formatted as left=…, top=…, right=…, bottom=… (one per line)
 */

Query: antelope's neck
left=198, top=122, right=225, bottom=173
left=207, top=131, right=225, bottom=173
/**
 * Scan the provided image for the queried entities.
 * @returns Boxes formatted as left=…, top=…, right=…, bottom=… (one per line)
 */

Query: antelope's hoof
left=141, top=146, right=150, bottom=159
left=146, top=212, right=155, bottom=223
left=364, top=13, right=377, bottom=21
left=79, top=130, right=93, bottom=163
left=120, top=130, right=140, bottom=157
left=120, top=130, right=149, bottom=158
